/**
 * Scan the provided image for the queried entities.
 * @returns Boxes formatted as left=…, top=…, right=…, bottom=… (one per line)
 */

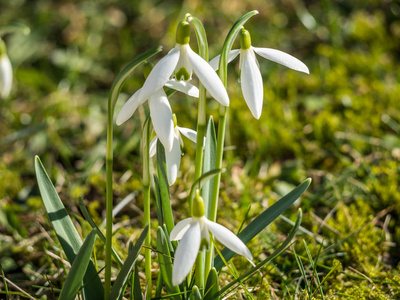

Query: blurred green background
left=1, top=0, right=400, bottom=298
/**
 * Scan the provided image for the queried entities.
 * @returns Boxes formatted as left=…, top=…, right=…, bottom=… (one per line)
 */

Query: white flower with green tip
left=149, top=115, right=199, bottom=186
left=171, top=191, right=252, bottom=286
left=116, top=64, right=199, bottom=152
left=209, top=27, right=309, bottom=119
left=137, top=19, right=229, bottom=107
left=0, top=39, right=12, bottom=99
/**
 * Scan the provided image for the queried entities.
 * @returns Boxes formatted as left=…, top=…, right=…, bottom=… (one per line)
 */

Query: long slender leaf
left=156, top=140, right=175, bottom=234
left=190, top=16, right=208, bottom=59
left=202, top=117, right=217, bottom=218
left=220, top=209, right=303, bottom=296
left=133, top=263, right=142, bottom=300
left=108, top=225, right=149, bottom=300
left=156, top=227, right=181, bottom=299
left=59, top=230, right=97, bottom=300
left=154, top=175, right=165, bottom=227
left=214, top=178, right=311, bottom=270
left=78, top=197, right=123, bottom=267
left=204, top=267, right=219, bottom=300
left=35, top=156, right=104, bottom=299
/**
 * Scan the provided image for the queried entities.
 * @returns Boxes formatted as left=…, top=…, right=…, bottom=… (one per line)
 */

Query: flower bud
left=176, top=21, right=190, bottom=45
left=193, top=189, right=205, bottom=218
left=240, top=28, right=252, bottom=50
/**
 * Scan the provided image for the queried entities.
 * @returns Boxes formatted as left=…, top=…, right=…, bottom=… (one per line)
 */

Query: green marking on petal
left=240, top=28, right=252, bottom=50
left=200, top=238, right=210, bottom=251
left=175, top=67, right=191, bottom=81
left=173, top=114, right=178, bottom=128
left=176, top=21, right=191, bottom=45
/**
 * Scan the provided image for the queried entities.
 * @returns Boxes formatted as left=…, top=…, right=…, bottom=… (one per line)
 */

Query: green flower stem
left=105, top=109, right=114, bottom=298
left=190, top=15, right=208, bottom=292
left=143, top=116, right=152, bottom=298
left=104, top=47, right=162, bottom=300
left=204, top=10, right=259, bottom=281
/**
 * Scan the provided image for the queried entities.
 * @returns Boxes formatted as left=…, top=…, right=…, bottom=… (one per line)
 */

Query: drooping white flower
left=137, top=20, right=229, bottom=107
left=0, top=39, right=12, bottom=99
left=209, top=28, right=309, bottom=119
left=116, top=65, right=199, bottom=152
left=149, top=116, right=198, bottom=186
left=170, top=191, right=252, bottom=286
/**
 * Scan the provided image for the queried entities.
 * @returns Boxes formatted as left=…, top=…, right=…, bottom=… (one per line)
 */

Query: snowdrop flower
left=0, top=39, right=12, bottom=99
left=116, top=63, right=199, bottom=152
left=209, top=28, right=309, bottom=119
left=171, top=191, right=252, bottom=286
left=149, top=114, right=199, bottom=186
left=137, top=18, right=229, bottom=107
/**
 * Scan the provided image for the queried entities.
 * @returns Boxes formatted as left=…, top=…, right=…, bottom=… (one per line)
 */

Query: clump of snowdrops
left=34, top=11, right=311, bottom=299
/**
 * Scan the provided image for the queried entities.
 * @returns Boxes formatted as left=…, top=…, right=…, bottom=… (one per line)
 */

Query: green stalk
left=190, top=16, right=209, bottom=293
left=142, top=116, right=152, bottom=298
left=204, top=10, right=259, bottom=280
left=105, top=105, right=114, bottom=298
left=104, top=47, right=162, bottom=300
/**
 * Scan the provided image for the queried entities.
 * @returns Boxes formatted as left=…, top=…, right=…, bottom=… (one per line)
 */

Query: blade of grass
left=108, top=224, right=149, bottom=300
left=292, top=244, right=312, bottom=300
left=215, top=178, right=311, bottom=270
left=220, top=209, right=303, bottom=296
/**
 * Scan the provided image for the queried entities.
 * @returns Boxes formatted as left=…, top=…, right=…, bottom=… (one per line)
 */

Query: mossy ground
left=1, top=0, right=399, bottom=299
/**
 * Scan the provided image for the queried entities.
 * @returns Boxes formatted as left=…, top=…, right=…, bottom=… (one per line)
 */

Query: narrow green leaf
left=190, top=16, right=208, bottom=61
left=204, top=267, right=219, bottom=300
left=156, top=227, right=181, bottom=299
left=220, top=209, right=303, bottom=296
left=78, top=197, right=123, bottom=267
left=108, top=225, right=149, bottom=300
left=154, top=175, right=165, bottom=227
left=35, top=156, right=104, bottom=299
left=215, top=178, right=311, bottom=270
left=201, top=117, right=217, bottom=218
left=293, top=244, right=312, bottom=300
left=156, top=140, right=175, bottom=234
left=133, top=263, right=142, bottom=300
left=59, top=230, right=96, bottom=300
left=156, top=270, right=163, bottom=298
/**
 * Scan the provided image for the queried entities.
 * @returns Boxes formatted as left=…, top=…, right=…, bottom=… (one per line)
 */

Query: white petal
left=186, top=46, right=230, bottom=107
left=253, top=47, right=309, bottom=74
left=149, top=136, right=158, bottom=157
left=209, top=49, right=240, bottom=70
left=172, top=220, right=201, bottom=286
left=177, top=126, right=197, bottom=144
left=165, top=79, right=199, bottom=98
left=205, top=219, right=253, bottom=260
left=165, top=134, right=181, bottom=186
left=0, top=55, right=13, bottom=99
left=138, top=47, right=180, bottom=103
left=116, top=88, right=145, bottom=125
left=149, top=89, right=174, bottom=152
left=170, top=218, right=193, bottom=241
left=241, top=49, right=263, bottom=119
